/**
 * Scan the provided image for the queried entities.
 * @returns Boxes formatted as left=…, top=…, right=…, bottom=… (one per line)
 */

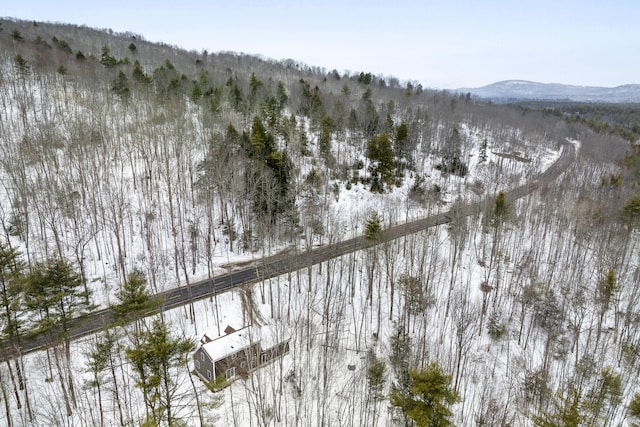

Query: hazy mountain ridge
left=457, top=80, right=640, bottom=103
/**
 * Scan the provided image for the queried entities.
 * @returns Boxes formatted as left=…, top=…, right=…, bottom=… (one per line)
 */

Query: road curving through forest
left=0, top=142, right=576, bottom=360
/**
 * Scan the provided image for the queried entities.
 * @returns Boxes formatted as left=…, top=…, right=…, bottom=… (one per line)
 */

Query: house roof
left=199, top=323, right=291, bottom=363
left=201, top=326, right=259, bottom=362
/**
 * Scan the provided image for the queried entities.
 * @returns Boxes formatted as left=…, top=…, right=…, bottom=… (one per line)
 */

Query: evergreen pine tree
left=595, top=268, right=618, bottom=312
left=366, top=350, right=386, bottom=402
left=366, top=133, right=395, bottom=192
left=582, top=367, right=622, bottom=424
left=390, top=362, right=459, bottom=427
left=100, top=46, right=117, bottom=68
left=479, top=138, right=488, bottom=163
left=23, top=258, right=91, bottom=336
left=629, top=393, right=640, bottom=427
left=111, top=70, right=131, bottom=101
left=113, top=270, right=158, bottom=322
left=389, top=321, right=411, bottom=389
left=319, top=115, right=334, bottom=162
left=84, top=334, right=113, bottom=427
left=132, top=60, right=152, bottom=85
left=437, top=127, right=468, bottom=177
left=532, top=388, right=582, bottom=427
left=366, top=349, right=387, bottom=424
left=493, top=191, right=508, bottom=223
left=394, top=121, right=409, bottom=160
left=364, top=211, right=383, bottom=241
left=11, top=30, right=24, bottom=41
left=0, top=243, right=25, bottom=341
left=13, top=54, right=30, bottom=78
left=249, top=72, right=262, bottom=103
left=277, top=81, right=288, bottom=108
left=484, top=190, right=509, bottom=230
left=621, top=195, right=640, bottom=228
left=126, top=318, right=194, bottom=426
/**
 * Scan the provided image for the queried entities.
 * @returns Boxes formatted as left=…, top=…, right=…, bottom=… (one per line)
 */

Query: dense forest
left=517, top=101, right=640, bottom=143
left=1, top=17, right=640, bottom=426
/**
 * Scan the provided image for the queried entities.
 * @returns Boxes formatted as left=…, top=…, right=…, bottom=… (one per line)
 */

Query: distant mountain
left=456, top=80, right=640, bottom=103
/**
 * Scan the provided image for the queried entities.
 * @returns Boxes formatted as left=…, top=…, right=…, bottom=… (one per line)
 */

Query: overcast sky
left=3, top=1, right=639, bottom=89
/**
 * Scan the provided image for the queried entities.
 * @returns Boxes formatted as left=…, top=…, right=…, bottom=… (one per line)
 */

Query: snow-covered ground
left=3, top=65, right=638, bottom=427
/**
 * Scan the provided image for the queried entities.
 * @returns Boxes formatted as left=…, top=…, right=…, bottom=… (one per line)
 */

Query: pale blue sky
left=3, top=1, right=639, bottom=89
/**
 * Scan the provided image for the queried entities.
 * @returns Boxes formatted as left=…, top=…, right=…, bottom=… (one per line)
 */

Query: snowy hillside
left=0, top=17, right=639, bottom=427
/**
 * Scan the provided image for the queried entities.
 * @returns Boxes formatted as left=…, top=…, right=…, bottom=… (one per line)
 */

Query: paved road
left=0, top=142, right=575, bottom=359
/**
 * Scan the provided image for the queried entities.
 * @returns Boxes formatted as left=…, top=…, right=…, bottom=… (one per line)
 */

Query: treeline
left=519, top=101, right=640, bottom=142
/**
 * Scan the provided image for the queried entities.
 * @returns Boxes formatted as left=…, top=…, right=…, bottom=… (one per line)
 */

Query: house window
left=241, top=361, right=247, bottom=369
left=200, top=352, right=205, bottom=362
left=261, top=353, right=268, bottom=364
left=231, top=352, right=238, bottom=360
left=207, top=370, right=212, bottom=380
left=195, top=360, right=200, bottom=369
left=226, top=367, right=236, bottom=379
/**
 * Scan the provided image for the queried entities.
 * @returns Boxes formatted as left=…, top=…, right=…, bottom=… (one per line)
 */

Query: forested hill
left=2, top=15, right=618, bottom=271
left=3, top=17, right=640, bottom=427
